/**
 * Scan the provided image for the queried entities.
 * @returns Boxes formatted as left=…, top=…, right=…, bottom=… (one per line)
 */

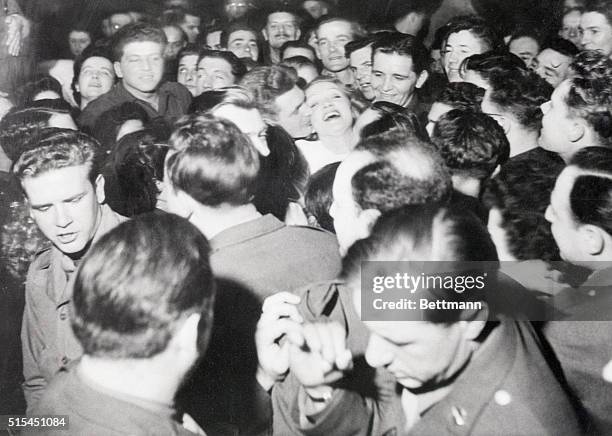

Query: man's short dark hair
left=360, top=101, right=430, bottom=141
left=541, top=36, right=579, bottom=57
left=239, top=65, right=299, bottom=121
left=72, top=212, right=214, bottom=358
left=386, top=0, right=434, bottom=23
left=111, top=23, right=167, bottom=62
left=436, top=82, right=485, bottom=111
left=353, top=130, right=452, bottom=213
left=0, top=102, right=70, bottom=162
left=341, top=203, right=496, bottom=322
left=167, top=113, right=259, bottom=206
left=220, top=21, right=258, bottom=48
left=567, top=146, right=612, bottom=236
left=280, top=40, right=316, bottom=60
left=315, top=16, right=366, bottom=40
left=487, top=70, right=553, bottom=133
left=565, top=50, right=612, bottom=144
left=583, top=0, right=612, bottom=26
left=13, top=130, right=104, bottom=188
left=91, top=101, right=150, bottom=153
left=482, top=155, right=564, bottom=261
left=440, top=15, right=504, bottom=53
left=343, top=34, right=379, bottom=58
left=197, top=49, right=248, bottom=81
left=263, top=6, right=302, bottom=29
left=461, top=50, right=527, bottom=84
left=507, top=25, right=544, bottom=48
left=371, top=32, right=430, bottom=74
left=160, top=6, right=202, bottom=26
left=432, top=109, right=510, bottom=180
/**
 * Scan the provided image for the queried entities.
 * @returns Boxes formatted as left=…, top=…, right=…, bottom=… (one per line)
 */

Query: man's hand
left=5, top=14, right=29, bottom=57
left=500, top=260, right=567, bottom=296
left=289, top=322, right=352, bottom=389
left=255, top=292, right=304, bottom=390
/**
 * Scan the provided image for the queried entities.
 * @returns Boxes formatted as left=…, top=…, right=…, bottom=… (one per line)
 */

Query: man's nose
left=581, top=33, right=590, bottom=46
left=54, top=205, right=73, bottom=228
left=382, top=76, right=393, bottom=91
left=364, top=334, right=395, bottom=368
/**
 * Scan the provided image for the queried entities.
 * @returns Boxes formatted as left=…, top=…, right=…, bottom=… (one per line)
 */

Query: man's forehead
left=230, top=30, right=256, bottom=41
left=277, top=86, right=304, bottom=106
left=350, top=45, right=372, bottom=62
left=538, top=49, right=570, bottom=67
left=268, top=12, right=296, bottom=23
left=373, top=51, right=414, bottom=71
left=581, top=11, right=611, bottom=27
left=317, top=19, right=352, bottom=37
left=122, top=40, right=164, bottom=55
left=23, top=165, right=93, bottom=200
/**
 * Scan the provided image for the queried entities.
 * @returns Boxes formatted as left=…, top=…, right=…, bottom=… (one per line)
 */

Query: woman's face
left=442, top=30, right=487, bottom=82
left=77, top=56, right=115, bottom=104
left=306, top=81, right=353, bottom=137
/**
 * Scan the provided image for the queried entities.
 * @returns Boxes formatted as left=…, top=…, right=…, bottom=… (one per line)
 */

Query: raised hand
left=255, top=291, right=304, bottom=390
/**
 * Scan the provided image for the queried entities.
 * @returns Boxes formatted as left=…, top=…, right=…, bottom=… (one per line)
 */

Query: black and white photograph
left=0, top=0, right=611, bottom=434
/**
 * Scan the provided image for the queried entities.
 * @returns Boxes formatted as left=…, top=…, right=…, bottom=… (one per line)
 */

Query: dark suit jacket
left=177, top=215, right=342, bottom=435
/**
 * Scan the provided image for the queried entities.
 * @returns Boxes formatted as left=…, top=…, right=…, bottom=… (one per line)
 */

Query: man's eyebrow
left=31, top=192, right=86, bottom=208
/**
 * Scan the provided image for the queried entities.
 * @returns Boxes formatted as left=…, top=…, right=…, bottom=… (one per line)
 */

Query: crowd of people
left=0, top=0, right=612, bottom=434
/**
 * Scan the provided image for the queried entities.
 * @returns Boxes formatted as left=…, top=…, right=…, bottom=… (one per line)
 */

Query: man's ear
left=95, top=174, right=105, bottom=204
left=356, top=208, right=381, bottom=240
left=261, top=29, right=269, bottom=42
left=498, top=116, right=511, bottom=135
left=113, top=61, right=123, bottom=79
left=415, top=70, right=429, bottom=89
left=172, top=312, right=201, bottom=356
left=568, top=121, right=585, bottom=143
left=172, top=187, right=198, bottom=219
left=295, top=29, right=302, bottom=41
left=580, top=224, right=605, bottom=256
left=315, top=42, right=322, bottom=60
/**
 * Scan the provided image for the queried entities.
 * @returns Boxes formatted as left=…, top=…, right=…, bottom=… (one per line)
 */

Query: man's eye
left=34, top=206, right=50, bottom=212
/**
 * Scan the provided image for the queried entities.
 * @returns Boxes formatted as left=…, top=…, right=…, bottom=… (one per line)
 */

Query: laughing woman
left=297, top=78, right=356, bottom=174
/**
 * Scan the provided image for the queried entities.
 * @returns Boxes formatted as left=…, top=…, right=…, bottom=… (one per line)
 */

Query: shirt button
left=495, top=390, right=512, bottom=406
left=61, top=356, right=69, bottom=365
left=59, top=311, right=67, bottom=321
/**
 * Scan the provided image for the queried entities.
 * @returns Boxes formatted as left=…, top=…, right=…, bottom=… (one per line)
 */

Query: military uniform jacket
left=543, top=267, right=612, bottom=434
left=272, top=281, right=582, bottom=436
left=21, top=205, right=125, bottom=413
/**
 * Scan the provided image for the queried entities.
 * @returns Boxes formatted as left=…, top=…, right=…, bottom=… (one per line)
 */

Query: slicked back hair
left=166, top=113, right=260, bottom=207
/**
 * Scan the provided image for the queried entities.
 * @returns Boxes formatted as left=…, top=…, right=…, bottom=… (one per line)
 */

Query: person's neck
left=189, top=203, right=262, bottom=240
left=78, top=355, right=182, bottom=407
left=122, top=81, right=160, bottom=109
left=269, top=47, right=281, bottom=64
left=332, top=68, right=353, bottom=86
left=66, top=204, right=103, bottom=262
left=452, top=175, right=481, bottom=198
left=508, top=129, right=538, bottom=157
left=318, top=129, right=354, bottom=152
left=80, top=98, right=93, bottom=110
